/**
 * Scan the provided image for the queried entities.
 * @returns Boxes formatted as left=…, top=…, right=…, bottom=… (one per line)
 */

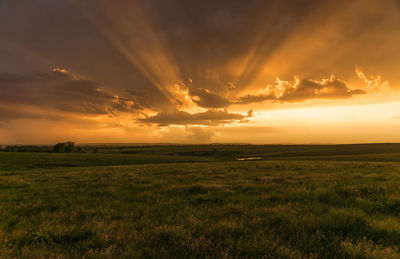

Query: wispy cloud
left=355, top=67, right=389, bottom=91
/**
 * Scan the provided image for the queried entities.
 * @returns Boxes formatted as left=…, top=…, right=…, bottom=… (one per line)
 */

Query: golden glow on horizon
left=2, top=97, right=399, bottom=145
left=256, top=101, right=400, bottom=126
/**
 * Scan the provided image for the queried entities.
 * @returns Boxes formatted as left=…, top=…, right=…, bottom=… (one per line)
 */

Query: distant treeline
left=2, top=143, right=400, bottom=162
left=0, top=142, right=99, bottom=153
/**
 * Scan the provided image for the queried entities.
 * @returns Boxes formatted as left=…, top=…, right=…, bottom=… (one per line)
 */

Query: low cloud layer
left=138, top=109, right=253, bottom=126
left=180, top=69, right=386, bottom=109
left=189, top=87, right=232, bottom=109
left=0, top=66, right=389, bottom=128
left=0, top=68, right=142, bottom=120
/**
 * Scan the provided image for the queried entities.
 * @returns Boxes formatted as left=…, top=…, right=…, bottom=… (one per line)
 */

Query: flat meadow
left=1, top=144, right=400, bottom=258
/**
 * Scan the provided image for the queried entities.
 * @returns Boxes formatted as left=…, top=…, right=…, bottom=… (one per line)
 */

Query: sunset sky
left=1, top=0, right=400, bottom=144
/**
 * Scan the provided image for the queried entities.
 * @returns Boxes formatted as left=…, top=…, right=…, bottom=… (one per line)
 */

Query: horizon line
left=2, top=142, right=400, bottom=147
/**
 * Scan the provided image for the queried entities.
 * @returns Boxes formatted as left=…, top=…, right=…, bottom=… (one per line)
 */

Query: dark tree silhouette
left=53, top=143, right=65, bottom=153
left=53, top=142, right=75, bottom=153
left=64, top=142, right=75, bottom=153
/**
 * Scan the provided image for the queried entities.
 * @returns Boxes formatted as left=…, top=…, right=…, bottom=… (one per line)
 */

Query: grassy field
left=0, top=152, right=216, bottom=171
left=1, top=144, right=400, bottom=258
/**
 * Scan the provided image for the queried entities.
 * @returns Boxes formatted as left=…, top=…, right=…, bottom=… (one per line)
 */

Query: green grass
left=1, top=150, right=400, bottom=258
left=0, top=152, right=216, bottom=171
left=2, top=143, right=400, bottom=172
left=92, top=143, right=400, bottom=158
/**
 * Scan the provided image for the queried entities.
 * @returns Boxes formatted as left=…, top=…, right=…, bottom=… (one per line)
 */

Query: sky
left=0, top=0, right=400, bottom=144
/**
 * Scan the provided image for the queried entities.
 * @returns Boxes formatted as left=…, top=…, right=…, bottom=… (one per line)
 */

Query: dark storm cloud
left=0, top=0, right=172, bottom=110
left=238, top=75, right=365, bottom=104
left=0, top=69, right=142, bottom=118
left=138, top=109, right=253, bottom=126
left=188, top=88, right=232, bottom=108
left=0, top=0, right=340, bottom=105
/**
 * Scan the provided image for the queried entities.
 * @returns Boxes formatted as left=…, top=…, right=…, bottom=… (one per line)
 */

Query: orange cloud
left=355, top=67, right=389, bottom=91
left=238, top=74, right=365, bottom=104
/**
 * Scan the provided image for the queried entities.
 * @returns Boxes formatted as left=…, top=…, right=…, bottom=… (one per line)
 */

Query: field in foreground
left=1, top=145, right=400, bottom=258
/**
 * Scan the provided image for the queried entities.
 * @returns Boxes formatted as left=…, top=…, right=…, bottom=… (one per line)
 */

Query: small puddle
left=235, top=157, right=263, bottom=161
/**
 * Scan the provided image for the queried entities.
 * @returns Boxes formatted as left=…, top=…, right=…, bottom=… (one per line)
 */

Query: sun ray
left=77, top=0, right=190, bottom=109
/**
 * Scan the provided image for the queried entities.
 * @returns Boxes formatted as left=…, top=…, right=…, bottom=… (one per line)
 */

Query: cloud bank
left=0, top=66, right=388, bottom=128
left=138, top=109, right=253, bottom=126
left=0, top=68, right=142, bottom=120
left=238, top=74, right=366, bottom=104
